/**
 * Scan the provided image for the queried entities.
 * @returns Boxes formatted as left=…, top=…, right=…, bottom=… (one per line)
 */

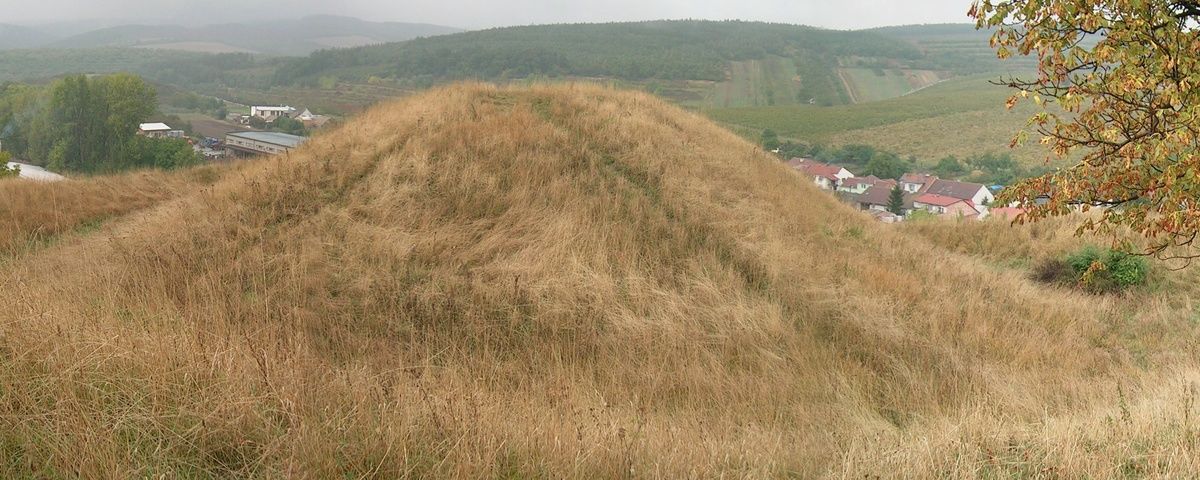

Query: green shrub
left=1105, top=249, right=1149, bottom=288
left=1053, top=245, right=1149, bottom=293
left=1066, top=245, right=1104, bottom=274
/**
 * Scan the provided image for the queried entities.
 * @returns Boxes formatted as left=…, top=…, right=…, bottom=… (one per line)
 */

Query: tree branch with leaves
left=972, top=0, right=1200, bottom=261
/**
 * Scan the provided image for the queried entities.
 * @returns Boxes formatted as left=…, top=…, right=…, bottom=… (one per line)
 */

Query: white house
left=292, top=108, right=317, bottom=121
left=838, top=175, right=892, bottom=195
left=899, top=173, right=937, bottom=194
left=786, top=158, right=854, bottom=190
left=895, top=173, right=995, bottom=215
left=924, top=179, right=995, bottom=214
left=250, top=106, right=297, bottom=122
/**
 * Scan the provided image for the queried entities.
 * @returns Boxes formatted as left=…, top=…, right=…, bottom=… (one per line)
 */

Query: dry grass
left=0, top=166, right=225, bottom=258
left=0, top=83, right=1197, bottom=478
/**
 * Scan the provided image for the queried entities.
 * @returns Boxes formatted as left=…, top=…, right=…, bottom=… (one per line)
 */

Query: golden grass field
left=1, top=83, right=1199, bottom=478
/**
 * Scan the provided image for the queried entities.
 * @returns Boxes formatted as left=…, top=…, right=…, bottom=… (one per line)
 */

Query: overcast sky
left=4, top=0, right=974, bottom=30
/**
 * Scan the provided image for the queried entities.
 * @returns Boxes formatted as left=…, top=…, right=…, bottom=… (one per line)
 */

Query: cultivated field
left=703, top=73, right=1057, bottom=166
left=0, top=83, right=1195, bottom=477
left=837, top=67, right=944, bottom=104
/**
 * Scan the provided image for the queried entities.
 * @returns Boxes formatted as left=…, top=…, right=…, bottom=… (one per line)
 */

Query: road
left=7, top=162, right=66, bottom=182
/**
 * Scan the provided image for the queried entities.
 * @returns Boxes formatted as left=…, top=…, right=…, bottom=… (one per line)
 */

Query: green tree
left=48, top=75, right=93, bottom=172
left=933, top=156, right=965, bottom=177
left=864, top=152, right=907, bottom=180
left=0, top=151, right=16, bottom=179
left=887, top=184, right=906, bottom=216
left=271, top=116, right=308, bottom=136
left=971, top=0, right=1200, bottom=260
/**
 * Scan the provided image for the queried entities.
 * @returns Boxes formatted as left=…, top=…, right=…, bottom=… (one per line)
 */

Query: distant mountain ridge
left=46, top=15, right=462, bottom=55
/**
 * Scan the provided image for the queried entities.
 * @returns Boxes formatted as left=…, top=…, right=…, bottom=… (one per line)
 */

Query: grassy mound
left=0, top=83, right=1192, bottom=477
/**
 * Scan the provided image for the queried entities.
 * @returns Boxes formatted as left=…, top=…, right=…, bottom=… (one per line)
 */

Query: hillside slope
left=0, top=83, right=1193, bottom=477
left=273, top=21, right=944, bottom=107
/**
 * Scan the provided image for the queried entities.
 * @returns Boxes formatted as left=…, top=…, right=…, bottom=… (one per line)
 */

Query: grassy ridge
left=0, top=83, right=1197, bottom=476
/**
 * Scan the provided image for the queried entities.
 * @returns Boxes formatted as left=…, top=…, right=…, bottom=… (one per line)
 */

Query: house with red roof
left=786, top=158, right=854, bottom=190
left=896, top=173, right=995, bottom=216
left=837, top=175, right=894, bottom=194
left=912, top=193, right=981, bottom=218
left=925, top=179, right=995, bottom=211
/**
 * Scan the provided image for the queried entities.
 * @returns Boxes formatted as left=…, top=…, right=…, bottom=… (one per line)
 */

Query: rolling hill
left=1, top=83, right=1198, bottom=477
left=271, top=21, right=995, bottom=108
left=50, top=15, right=461, bottom=56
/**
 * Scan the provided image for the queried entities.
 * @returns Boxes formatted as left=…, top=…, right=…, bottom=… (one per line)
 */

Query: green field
left=707, top=56, right=801, bottom=108
left=838, top=67, right=943, bottom=103
left=702, top=73, right=1058, bottom=167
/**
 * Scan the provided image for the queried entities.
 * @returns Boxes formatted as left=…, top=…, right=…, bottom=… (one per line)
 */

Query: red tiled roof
left=925, top=179, right=987, bottom=201
left=914, top=193, right=968, bottom=207
left=842, top=175, right=888, bottom=188
left=787, top=158, right=845, bottom=181
left=900, top=173, right=937, bottom=185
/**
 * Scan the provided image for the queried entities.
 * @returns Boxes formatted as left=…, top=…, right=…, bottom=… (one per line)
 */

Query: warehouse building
left=138, top=122, right=185, bottom=139
left=225, top=131, right=306, bottom=157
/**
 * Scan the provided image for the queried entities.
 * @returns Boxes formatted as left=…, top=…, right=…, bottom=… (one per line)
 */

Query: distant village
left=137, top=104, right=328, bottom=160
left=787, top=158, right=1024, bottom=223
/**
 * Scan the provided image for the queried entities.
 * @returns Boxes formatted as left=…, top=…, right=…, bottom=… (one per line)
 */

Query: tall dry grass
left=0, top=83, right=1196, bottom=477
left=0, top=166, right=225, bottom=258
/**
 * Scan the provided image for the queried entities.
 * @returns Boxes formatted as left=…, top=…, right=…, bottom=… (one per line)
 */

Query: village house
left=289, top=108, right=330, bottom=128
left=138, top=122, right=184, bottom=139
left=899, top=173, right=937, bottom=193
left=250, top=106, right=298, bottom=123
left=896, top=173, right=995, bottom=214
left=787, top=158, right=854, bottom=190
left=837, top=175, right=893, bottom=195
left=846, top=183, right=912, bottom=215
left=925, top=179, right=995, bottom=210
left=912, top=193, right=981, bottom=218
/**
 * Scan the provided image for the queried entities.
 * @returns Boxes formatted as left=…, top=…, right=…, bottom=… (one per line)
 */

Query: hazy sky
left=4, top=0, right=974, bottom=30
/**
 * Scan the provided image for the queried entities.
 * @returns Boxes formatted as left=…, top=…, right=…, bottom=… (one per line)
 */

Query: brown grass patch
left=0, top=83, right=1196, bottom=477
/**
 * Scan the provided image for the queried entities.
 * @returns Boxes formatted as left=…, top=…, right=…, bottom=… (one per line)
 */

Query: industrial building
left=225, top=131, right=306, bottom=157
left=138, top=122, right=185, bottom=139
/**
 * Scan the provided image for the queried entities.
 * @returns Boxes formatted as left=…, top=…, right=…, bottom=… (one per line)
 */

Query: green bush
left=1056, top=245, right=1149, bottom=293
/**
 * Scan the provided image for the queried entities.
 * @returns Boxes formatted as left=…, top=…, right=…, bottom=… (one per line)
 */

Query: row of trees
left=0, top=74, right=200, bottom=173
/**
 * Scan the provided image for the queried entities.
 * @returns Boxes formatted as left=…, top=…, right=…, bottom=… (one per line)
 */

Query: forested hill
left=272, top=21, right=931, bottom=104
left=270, top=21, right=1021, bottom=107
